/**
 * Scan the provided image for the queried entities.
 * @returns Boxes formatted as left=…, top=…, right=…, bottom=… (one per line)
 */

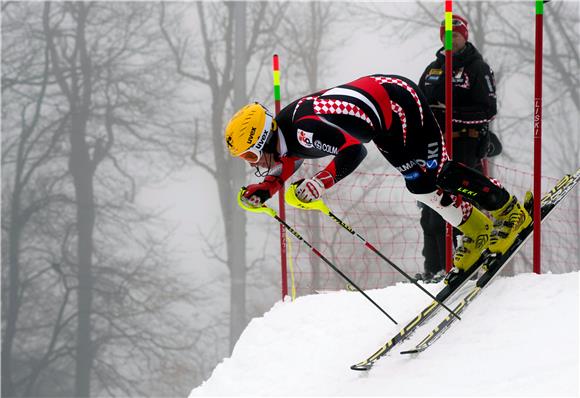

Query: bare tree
left=3, top=2, right=203, bottom=396
left=274, top=3, right=344, bottom=94
left=160, top=1, right=284, bottom=353
left=2, top=3, right=71, bottom=396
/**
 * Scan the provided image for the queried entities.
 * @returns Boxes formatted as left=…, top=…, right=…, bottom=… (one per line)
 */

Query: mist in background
left=2, top=1, right=579, bottom=397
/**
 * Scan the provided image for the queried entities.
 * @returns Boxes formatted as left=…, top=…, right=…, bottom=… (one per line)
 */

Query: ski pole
left=237, top=188, right=398, bottom=325
left=285, top=183, right=461, bottom=321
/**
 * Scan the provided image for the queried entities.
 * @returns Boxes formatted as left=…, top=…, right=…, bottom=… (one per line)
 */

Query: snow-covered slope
left=191, top=272, right=579, bottom=397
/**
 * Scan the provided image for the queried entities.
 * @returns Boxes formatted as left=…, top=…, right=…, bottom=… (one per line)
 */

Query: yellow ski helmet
left=225, top=102, right=274, bottom=163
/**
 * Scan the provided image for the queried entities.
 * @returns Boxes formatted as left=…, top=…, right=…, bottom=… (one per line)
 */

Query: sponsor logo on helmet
left=246, top=127, right=257, bottom=145
left=297, top=129, right=314, bottom=148
left=314, top=140, right=338, bottom=155
left=253, top=127, right=270, bottom=151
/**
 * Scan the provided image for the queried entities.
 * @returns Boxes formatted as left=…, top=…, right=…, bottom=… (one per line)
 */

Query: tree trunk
left=2, top=100, right=37, bottom=396
left=2, top=198, right=22, bottom=398
left=71, top=124, right=95, bottom=398
left=68, top=4, right=95, bottom=396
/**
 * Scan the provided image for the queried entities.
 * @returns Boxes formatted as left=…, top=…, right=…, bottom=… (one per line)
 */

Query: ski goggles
left=238, top=112, right=274, bottom=163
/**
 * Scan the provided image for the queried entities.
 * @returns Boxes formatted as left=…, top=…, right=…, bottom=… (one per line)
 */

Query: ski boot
left=489, top=195, right=532, bottom=255
left=444, top=207, right=492, bottom=287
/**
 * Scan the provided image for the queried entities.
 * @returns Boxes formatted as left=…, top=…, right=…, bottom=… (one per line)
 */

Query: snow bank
left=191, top=272, right=579, bottom=397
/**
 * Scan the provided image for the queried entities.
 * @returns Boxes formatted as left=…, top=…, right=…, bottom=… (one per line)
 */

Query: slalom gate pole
left=444, top=0, right=454, bottom=273
left=237, top=189, right=399, bottom=325
left=532, top=1, right=546, bottom=274
left=272, top=54, right=289, bottom=298
left=285, top=184, right=461, bottom=321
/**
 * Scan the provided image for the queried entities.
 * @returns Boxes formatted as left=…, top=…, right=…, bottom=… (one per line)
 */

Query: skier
left=417, top=14, right=499, bottom=282
left=224, top=74, right=531, bottom=285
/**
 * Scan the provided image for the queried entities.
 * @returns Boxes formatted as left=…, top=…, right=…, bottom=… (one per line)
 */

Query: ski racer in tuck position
left=224, top=74, right=531, bottom=285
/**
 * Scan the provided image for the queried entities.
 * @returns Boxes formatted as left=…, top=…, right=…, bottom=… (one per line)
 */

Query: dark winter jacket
left=419, top=42, right=497, bottom=130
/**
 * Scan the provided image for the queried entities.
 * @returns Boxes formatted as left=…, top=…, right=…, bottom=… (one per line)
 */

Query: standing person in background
left=417, top=14, right=498, bottom=283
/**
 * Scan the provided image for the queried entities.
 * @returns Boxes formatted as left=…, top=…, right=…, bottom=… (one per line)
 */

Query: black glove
left=486, top=131, right=503, bottom=157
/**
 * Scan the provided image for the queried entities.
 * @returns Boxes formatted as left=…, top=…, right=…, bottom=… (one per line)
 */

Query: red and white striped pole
left=273, top=54, right=288, bottom=298
left=533, top=1, right=544, bottom=274
left=444, top=0, right=454, bottom=272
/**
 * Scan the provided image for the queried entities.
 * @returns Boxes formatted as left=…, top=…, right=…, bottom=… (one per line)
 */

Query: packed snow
left=191, top=271, right=579, bottom=397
